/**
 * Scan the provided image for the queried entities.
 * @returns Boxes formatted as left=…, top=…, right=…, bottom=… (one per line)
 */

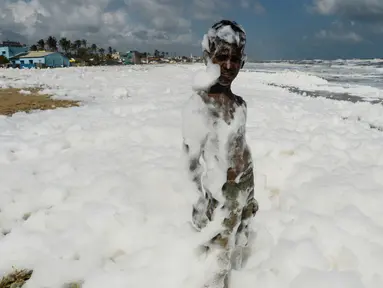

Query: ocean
left=244, top=59, right=383, bottom=104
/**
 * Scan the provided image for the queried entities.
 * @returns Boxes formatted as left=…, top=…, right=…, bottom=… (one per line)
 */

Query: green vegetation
left=0, top=55, right=10, bottom=65
left=0, top=269, right=33, bottom=288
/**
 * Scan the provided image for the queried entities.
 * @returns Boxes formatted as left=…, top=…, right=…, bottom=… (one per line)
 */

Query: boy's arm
left=181, top=93, right=209, bottom=196
left=182, top=136, right=207, bottom=195
left=182, top=103, right=215, bottom=231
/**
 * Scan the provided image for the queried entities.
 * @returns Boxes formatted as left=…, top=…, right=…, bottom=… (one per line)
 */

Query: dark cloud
left=312, top=0, right=383, bottom=22
left=0, top=0, right=205, bottom=51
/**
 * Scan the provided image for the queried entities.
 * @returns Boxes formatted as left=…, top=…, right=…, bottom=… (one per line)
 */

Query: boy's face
left=211, top=42, right=243, bottom=86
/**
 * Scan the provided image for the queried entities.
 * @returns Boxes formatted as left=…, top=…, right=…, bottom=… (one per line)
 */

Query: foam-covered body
left=182, top=90, right=247, bottom=203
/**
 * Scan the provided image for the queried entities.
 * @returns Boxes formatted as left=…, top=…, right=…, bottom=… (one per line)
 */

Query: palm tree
left=59, top=38, right=71, bottom=55
left=81, top=39, right=87, bottom=48
left=74, top=40, right=82, bottom=50
left=91, top=44, right=97, bottom=54
left=37, top=39, right=45, bottom=50
left=46, top=36, right=58, bottom=51
left=70, top=40, right=81, bottom=56
left=70, top=43, right=78, bottom=55
left=99, top=48, right=105, bottom=60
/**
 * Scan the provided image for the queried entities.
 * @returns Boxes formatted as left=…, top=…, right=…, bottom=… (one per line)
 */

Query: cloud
left=254, top=1, right=266, bottom=14
left=0, top=0, right=201, bottom=51
left=315, top=29, right=363, bottom=42
left=192, top=0, right=229, bottom=20
left=311, top=0, right=383, bottom=22
left=240, top=0, right=250, bottom=8
left=240, top=0, right=265, bottom=14
left=311, top=0, right=383, bottom=39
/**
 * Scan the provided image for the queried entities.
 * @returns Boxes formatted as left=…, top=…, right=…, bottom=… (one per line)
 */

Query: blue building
left=11, top=51, right=70, bottom=68
left=0, top=41, right=28, bottom=60
left=121, top=50, right=142, bottom=65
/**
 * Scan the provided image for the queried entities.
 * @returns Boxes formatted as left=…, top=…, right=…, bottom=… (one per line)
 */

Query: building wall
left=0, top=47, right=9, bottom=59
left=14, top=57, right=45, bottom=68
left=123, top=51, right=141, bottom=65
left=0, top=46, right=28, bottom=59
left=45, top=53, right=70, bottom=67
left=14, top=53, right=70, bottom=68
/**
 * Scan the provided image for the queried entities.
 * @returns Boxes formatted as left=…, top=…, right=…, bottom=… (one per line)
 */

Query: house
left=111, top=52, right=121, bottom=61
left=0, top=41, right=29, bottom=60
left=11, top=51, right=70, bottom=68
left=121, top=50, right=142, bottom=65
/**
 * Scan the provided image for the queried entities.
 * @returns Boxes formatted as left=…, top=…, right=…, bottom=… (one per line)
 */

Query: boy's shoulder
left=233, top=94, right=247, bottom=108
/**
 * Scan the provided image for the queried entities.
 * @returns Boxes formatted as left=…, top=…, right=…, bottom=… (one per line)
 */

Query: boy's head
left=202, top=20, right=247, bottom=86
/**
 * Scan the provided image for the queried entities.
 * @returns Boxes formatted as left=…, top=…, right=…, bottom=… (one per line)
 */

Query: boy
left=182, top=20, right=258, bottom=287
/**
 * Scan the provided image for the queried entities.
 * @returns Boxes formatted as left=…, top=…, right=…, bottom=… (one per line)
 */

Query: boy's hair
left=202, top=20, right=247, bottom=67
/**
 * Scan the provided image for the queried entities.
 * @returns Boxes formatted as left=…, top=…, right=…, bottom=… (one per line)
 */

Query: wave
left=239, top=68, right=383, bottom=101
left=244, top=70, right=329, bottom=87
left=249, top=59, right=383, bottom=68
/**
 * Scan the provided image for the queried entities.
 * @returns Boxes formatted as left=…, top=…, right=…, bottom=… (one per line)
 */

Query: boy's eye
left=231, top=57, right=240, bottom=62
left=216, top=55, right=228, bottom=61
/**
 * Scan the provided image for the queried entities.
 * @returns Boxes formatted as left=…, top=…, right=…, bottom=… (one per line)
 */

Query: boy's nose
left=221, top=59, right=232, bottom=70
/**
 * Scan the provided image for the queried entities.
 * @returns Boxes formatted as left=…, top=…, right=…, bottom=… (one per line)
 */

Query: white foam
left=191, top=58, right=220, bottom=91
left=0, top=64, right=382, bottom=288
left=201, top=24, right=244, bottom=52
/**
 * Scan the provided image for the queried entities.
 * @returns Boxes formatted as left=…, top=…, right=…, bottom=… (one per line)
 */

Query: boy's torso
left=185, top=90, right=248, bottom=200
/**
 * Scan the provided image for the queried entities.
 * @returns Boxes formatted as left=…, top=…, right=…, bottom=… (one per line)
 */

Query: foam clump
left=290, top=269, right=365, bottom=288
left=192, top=59, right=220, bottom=91
left=112, top=87, right=130, bottom=99
left=201, top=22, right=245, bottom=53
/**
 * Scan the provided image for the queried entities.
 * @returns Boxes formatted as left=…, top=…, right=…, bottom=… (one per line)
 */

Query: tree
left=81, top=39, right=87, bottom=48
left=77, top=47, right=88, bottom=59
left=46, top=36, right=58, bottom=51
left=70, top=43, right=77, bottom=55
left=70, top=40, right=81, bottom=57
left=91, top=44, right=97, bottom=54
left=59, top=38, right=71, bottom=55
left=30, top=45, right=38, bottom=51
left=74, top=40, right=82, bottom=50
left=108, top=46, right=113, bottom=55
left=37, top=39, right=45, bottom=50
left=0, top=55, right=9, bottom=65
left=99, top=48, right=105, bottom=60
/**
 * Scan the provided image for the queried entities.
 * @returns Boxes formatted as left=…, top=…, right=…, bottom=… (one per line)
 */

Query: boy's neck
left=208, top=83, right=232, bottom=95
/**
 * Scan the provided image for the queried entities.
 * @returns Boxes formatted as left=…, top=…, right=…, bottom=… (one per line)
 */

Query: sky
left=0, top=0, right=383, bottom=60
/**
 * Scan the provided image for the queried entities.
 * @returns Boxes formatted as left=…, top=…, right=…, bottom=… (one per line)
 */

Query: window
left=29, top=60, right=33, bottom=64
left=20, top=60, right=24, bottom=64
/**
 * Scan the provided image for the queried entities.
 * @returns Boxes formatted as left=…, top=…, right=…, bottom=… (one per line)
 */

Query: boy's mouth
left=221, top=72, right=235, bottom=79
